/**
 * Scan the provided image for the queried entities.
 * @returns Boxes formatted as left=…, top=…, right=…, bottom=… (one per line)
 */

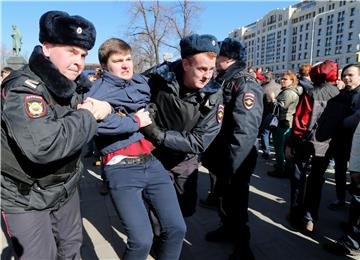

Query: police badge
left=24, top=95, right=47, bottom=118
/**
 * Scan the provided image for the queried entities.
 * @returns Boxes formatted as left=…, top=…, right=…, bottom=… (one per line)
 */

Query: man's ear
left=42, top=42, right=51, bottom=57
left=182, top=58, right=190, bottom=72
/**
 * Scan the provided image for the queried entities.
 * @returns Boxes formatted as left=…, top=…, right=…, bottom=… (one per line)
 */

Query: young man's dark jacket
left=1, top=46, right=97, bottom=213
left=143, top=60, right=223, bottom=169
left=202, top=61, right=263, bottom=174
left=86, top=70, right=150, bottom=155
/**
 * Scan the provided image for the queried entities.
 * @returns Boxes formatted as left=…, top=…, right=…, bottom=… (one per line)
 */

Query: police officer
left=202, top=38, right=263, bottom=260
left=1, top=11, right=111, bottom=259
left=142, top=34, right=224, bottom=218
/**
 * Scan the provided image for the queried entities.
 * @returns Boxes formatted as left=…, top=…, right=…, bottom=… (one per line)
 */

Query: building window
left=347, top=44, right=352, bottom=52
left=348, top=32, right=353, bottom=40
left=304, top=52, right=308, bottom=59
left=350, top=7, right=355, bottom=16
left=318, top=18, right=322, bottom=25
left=317, top=39, right=321, bottom=46
left=318, top=28, right=322, bottom=36
left=349, top=20, right=354, bottom=28
left=306, top=23, right=310, bottom=30
left=316, top=50, right=320, bottom=57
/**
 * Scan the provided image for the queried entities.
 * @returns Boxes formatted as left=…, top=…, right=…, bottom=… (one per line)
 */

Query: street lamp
left=309, top=9, right=337, bottom=65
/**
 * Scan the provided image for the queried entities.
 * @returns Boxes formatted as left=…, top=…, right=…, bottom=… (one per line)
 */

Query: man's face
left=1, top=70, right=11, bottom=80
left=104, top=51, right=133, bottom=80
left=42, top=43, right=87, bottom=81
left=182, top=53, right=216, bottom=89
left=342, top=66, right=360, bottom=89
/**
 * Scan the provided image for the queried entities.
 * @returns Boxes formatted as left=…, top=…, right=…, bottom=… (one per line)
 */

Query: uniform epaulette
left=24, top=79, right=40, bottom=89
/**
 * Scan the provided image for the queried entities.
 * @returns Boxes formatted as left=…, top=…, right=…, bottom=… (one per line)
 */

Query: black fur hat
left=180, top=34, right=219, bottom=58
left=219, top=38, right=246, bottom=61
left=39, top=10, right=96, bottom=50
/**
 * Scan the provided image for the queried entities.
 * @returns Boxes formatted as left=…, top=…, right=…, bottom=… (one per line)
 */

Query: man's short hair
left=299, top=64, right=312, bottom=77
left=98, top=38, right=132, bottom=65
left=1, top=67, right=13, bottom=74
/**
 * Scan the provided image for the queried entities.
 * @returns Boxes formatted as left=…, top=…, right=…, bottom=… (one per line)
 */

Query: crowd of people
left=1, top=10, right=359, bottom=260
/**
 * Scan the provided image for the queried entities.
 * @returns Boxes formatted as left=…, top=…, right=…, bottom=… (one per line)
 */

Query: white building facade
left=229, top=0, right=360, bottom=73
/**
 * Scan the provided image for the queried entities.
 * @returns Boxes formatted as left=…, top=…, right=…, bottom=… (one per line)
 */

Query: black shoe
left=328, top=200, right=346, bottom=210
left=205, top=226, right=233, bottom=242
left=324, top=239, right=360, bottom=257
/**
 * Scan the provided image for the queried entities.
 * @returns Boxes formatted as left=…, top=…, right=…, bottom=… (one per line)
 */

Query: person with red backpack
left=285, top=60, right=340, bottom=233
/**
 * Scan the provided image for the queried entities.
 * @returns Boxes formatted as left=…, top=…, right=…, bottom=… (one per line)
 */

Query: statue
left=11, top=25, right=22, bottom=56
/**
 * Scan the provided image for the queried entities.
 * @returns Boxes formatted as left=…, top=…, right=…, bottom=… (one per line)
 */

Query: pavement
left=1, top=145, right=357, bottom=260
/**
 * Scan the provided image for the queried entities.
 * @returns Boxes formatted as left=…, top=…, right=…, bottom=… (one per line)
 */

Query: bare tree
left=127, top=0, right=202, bottom=69
left=166, top=0, right=202, bottom=47
left=127, top=0, right=171, bottom=67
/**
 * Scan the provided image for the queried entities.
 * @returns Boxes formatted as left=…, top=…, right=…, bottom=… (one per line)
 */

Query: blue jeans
left=260, top=128, right=271, bottom=155
left=104, top=155, right=186, bottom=260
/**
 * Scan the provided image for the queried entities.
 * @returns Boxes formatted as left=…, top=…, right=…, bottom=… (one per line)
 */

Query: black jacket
left=1, top=46, right=97, bottom=212
left=144, top=60, right=223, bottom=168
left=202, top=62, right=263, bottom=174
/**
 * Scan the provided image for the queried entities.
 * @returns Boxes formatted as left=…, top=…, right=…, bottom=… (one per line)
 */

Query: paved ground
left=1, top=146, right=356, bottom=259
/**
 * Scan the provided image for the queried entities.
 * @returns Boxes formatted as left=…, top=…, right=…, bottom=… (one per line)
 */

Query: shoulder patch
left=24, top=95, right=47, bottom=118
left=24, top=79, right=40, bottom=89
left=243, top=92, right=256, bottom=110
left=216, top=104, right=224, bottom=124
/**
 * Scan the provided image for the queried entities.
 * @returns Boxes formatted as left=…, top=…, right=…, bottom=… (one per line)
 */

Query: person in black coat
left=202, top=37, right=263, bottom=260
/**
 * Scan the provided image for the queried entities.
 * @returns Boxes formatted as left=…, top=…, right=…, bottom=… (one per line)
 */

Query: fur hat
left=39, top=10, right=96, bottom=50
left=310, top=60, right=338, bottom=85
left=219, top=37, right=246, bottom=61
left=180, top=34, right=219, bottom=58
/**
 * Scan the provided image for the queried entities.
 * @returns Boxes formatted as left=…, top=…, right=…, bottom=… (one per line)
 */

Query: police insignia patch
left=24, top=95, right=46, bottom=118
left=243, top=92, right=256, bottom=110
left=217, top=104, right=225, bottom=124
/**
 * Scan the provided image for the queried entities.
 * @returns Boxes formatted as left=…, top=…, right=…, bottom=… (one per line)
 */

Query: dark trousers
left=104, top=156, right=186, bottom=260
left=2, top=190, right=82, bottom=259
left=334, top=155, right=348, bottom=202
left=217, top=147, right=258, bottom=245
left=290, top=155, right=330, bottom=222
left=169, top=155, right=199, bottom=218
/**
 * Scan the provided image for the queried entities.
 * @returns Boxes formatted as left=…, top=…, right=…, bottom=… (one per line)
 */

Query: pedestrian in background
left=286, top=60, right=340, bottom=233
left=259, top=71, right=281, bottom=159
left=1, top=10, right=111, bottom=259
left=86, top=37, right=186, bottom=260
left=268, top=71, right=302, bottom=178
left=202, top=37, right=263, bottom=260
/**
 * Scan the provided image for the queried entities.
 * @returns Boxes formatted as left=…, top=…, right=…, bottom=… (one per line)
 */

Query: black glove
left=141, top=121, right=165, bottom=146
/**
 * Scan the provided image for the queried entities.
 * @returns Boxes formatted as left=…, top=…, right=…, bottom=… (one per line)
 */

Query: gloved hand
left=141, top=120, right=165, bottom=146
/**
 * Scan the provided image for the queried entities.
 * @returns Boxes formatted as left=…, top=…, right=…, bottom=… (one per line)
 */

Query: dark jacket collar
left=216, top=60, right=246, bottom=83
left=29, top=45, right=90, bottom=99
